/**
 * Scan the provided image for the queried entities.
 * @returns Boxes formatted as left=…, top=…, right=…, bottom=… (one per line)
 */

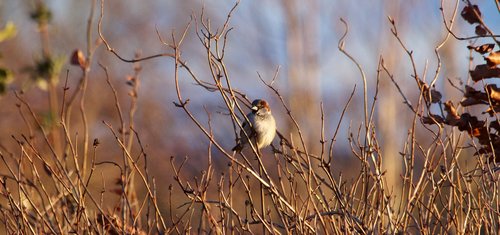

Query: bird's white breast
left=251, top=113, right=276, bottom=149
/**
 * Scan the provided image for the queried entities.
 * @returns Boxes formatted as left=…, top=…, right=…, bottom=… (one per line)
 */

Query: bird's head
left=251, top=99, right=271, bottom=116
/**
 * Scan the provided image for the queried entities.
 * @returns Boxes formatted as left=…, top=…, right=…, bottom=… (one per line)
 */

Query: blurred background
left=0, top=0, right=499, bottom=225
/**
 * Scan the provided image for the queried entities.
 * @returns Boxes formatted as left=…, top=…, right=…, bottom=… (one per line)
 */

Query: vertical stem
left=81, top=0, right=96, bottom=183
left=36, top=0, right=62, bottom=157
left=229, top=161, right=234, bottom=233
left=259, top=161, right=265, bottom=234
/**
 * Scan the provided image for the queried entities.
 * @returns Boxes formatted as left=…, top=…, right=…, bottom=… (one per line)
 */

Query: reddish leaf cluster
left=461, top=85, right=500, bottom=110
left=421, top=8, right=500, bottom=161
left=461, top=4, right=488, bottom=37
left=468, top=44, right=500, bottom=82
left=423, top=100, right=499, bottom=160
left=467, top=42, right=500, bottom=122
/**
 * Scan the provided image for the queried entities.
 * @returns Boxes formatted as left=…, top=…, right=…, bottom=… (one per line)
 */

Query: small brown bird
left=232, top=99, right=276, bottom=153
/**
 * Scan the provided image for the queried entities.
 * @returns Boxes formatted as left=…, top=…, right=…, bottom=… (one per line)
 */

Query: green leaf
left=50, top=55, right=65, bottom=85
left=0, top=67, right=14, bottom=95
left=40, top=111, right=56, bottom=129
left=0, top=21, right=17, bottom=42
left=24, top=55, right=66, bottom=90
left=30, top=3, right=52, bottom=24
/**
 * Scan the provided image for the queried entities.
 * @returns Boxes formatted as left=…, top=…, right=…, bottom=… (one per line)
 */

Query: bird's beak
left=251, top=106, right=258, bottom=111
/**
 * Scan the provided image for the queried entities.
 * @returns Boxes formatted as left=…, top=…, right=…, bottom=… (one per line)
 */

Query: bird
left=232, top=99, right=276, bottom=153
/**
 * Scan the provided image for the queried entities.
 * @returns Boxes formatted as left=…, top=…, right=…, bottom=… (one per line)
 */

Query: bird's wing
left=232, top=120, right=256, bottom=152
left=240, top=121, right=256, bottom=139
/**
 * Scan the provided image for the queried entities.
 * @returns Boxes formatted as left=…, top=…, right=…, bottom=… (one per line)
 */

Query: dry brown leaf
left=70, top=49, right=86, bottom=69
left=486, top=84, right=500, bottom=102
left=444, top=101, right=460, bottom=125
left=444, top=101, right=458, bottom=117
left=484, top=105, right=500, bottom=116
left=477, top=134, right=493, bottom=146
left=464, top=85, right=479, bottom=97
left=490, top=121, right=500, bottom=132
left=470, top=126, right=488, bottom=138
left=467, top=43, right=495, bottom=54
left=475, top=25, right=487, bottom=36
left=461, top=4, right=482, bottom=24
left=430, top=89, right=442, bottom=103
left=422, top=114, right=444, bottom=125
left=475, top=146, right=500, bottom=162
left=417, top=80, right=441, bottom=103
left=456, top=113, right=486, bottom=138
left=461, top=97, right=485, bottom=106
left=462, top=85, right=490, bottom=105
left=485, top=50, right=500, bottom=67
left=470, top=64, right=500, bottom=82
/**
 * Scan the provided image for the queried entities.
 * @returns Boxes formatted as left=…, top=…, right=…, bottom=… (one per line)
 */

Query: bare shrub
left=0, top=0, right=498, bottom=234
